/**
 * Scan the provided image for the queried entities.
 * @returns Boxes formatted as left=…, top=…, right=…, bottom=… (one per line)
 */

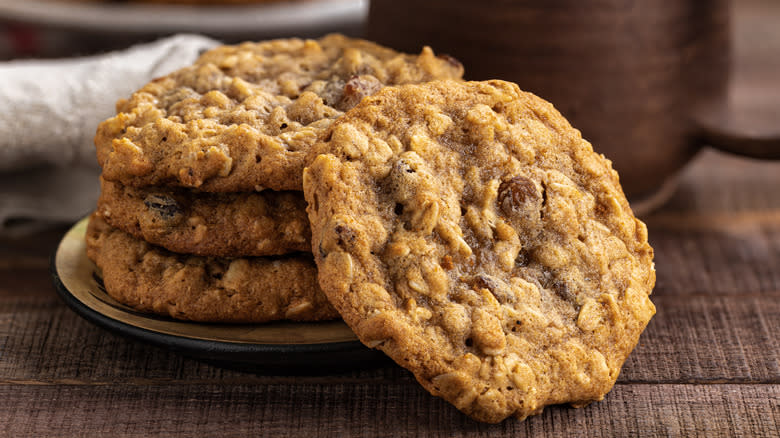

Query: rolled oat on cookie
left=97, top=178, right=310, bottom=257
left=95, top=34, right=463, bottom=192
left=86, top=213, right=337, bottom=323
left=304, top=79, right=655, bottom=423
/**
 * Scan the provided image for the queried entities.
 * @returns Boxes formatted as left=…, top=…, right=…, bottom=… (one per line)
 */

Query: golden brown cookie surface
left=96, top=34, right=463, bottom=192
left=86, top=213, right=337, bottom=323
left=303, top=80, right=655, bottom=422
left=97, top=178, right=309, bottom=257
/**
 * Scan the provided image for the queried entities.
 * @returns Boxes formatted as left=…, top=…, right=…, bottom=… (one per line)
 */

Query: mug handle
left=694, top=100, right=780, bottom=160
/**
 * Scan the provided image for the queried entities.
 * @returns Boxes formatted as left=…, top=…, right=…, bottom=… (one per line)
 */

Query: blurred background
left=0, top=0, right=367, bottom=60
left=0, top=0, right=776, bottom=229
left=0, top=0, right=775, bottom=87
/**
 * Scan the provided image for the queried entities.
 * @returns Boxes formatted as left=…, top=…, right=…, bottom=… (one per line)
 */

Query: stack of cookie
left=87, top=34, right=464, bottom=323
left=88, top=34, right=656, bottom=423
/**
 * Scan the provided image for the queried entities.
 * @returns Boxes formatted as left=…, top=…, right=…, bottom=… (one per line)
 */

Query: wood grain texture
left=623, top=294, right=780, bottom=383
left=1, top=293, right=778, bottom=385
left=0, top=383, right=777, bottom=437
left=651, top=227, right=780, bottom=296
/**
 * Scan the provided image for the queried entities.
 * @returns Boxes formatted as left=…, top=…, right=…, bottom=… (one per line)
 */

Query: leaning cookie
left=303, top=80, right=655, bottom=422
left=86, top=213, right=337, bottom=323
left=97, top=178, right=309, bottom=257
left=96, top=33, right=463, bottom=192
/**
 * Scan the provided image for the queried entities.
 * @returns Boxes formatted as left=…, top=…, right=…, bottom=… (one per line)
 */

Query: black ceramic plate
left=51, top=217, right=387, bottom=373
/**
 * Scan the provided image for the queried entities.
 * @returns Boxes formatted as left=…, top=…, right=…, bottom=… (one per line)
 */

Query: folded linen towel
left=0, top=34, right=219, bottom=235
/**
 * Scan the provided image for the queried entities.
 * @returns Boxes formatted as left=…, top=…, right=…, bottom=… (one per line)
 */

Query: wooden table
left=1, top=2, right=779, bottom=436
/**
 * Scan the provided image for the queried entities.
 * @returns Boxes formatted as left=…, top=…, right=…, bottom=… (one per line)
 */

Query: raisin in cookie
left=86, top=213, right=336, bottom=323
left=97, top=178, right=309, bottom=257
left=96, top=34, right=463, bottom=192
left=303, top=80, right=655, bottom=422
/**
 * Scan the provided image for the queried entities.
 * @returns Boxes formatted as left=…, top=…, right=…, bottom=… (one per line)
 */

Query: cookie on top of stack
left=88, top=34, right=464, bottom=322
left=89, top=34, right=655, bottom=423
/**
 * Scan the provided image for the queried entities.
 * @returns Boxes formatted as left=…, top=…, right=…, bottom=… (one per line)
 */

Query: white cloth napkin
left=0, top=34, right=219, bottom=236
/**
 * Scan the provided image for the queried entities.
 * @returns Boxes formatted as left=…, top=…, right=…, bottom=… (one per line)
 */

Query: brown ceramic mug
left=367, top=0, right=779, bottom=212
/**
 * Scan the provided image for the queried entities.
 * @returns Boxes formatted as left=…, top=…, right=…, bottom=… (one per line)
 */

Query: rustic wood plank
left=622, top=294, right=780, bottom=383
left=651, top=227, right=780, bottom=295
left=0, top=266, right=59, bottom=299
left=0, top=383, right=777, bottom=437
left=1, top=290, right=777, bottom=384
left=0, top=293, right=401, bottom=383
